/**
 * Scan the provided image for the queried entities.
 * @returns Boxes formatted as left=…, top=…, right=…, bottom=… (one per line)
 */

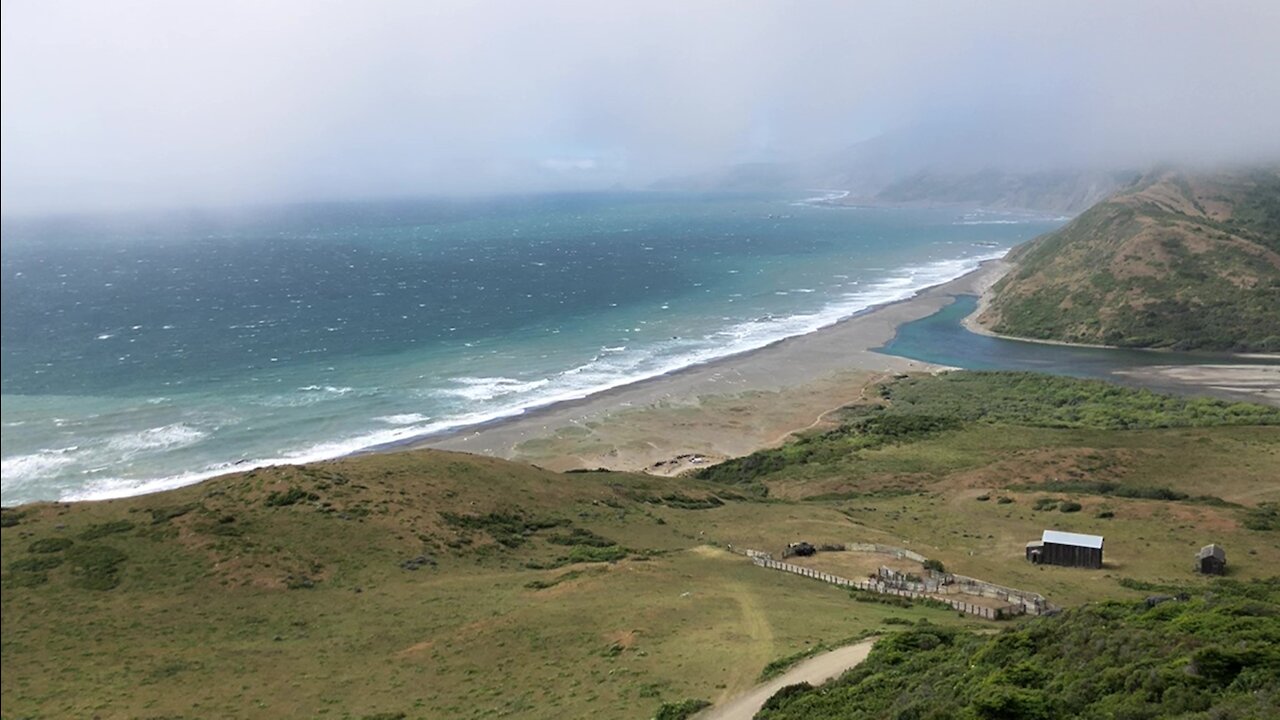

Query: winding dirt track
left=697, top=638, right=879, bottom=720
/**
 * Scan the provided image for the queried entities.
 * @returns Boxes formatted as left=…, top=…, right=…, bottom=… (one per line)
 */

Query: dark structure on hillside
left=1025, top=530, right=1104, bottom=569
left=1195, top=544, right=1226, bottom=575
left=784, top=541, right=816, bottom=558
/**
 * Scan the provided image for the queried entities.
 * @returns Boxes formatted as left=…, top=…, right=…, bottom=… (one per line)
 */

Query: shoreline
left=13, top=255, right=1278, bottom=508
left=407, top=262, right=1006, bottom=465
left=6, top=258, right=998, bottom=508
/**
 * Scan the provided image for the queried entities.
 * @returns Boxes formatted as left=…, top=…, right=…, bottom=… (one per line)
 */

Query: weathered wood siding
left=1042, top=541, right=1102, bottom=569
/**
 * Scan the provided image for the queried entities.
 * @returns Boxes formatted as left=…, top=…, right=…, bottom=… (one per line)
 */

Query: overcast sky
left=3, top=1, right=1278, bottom=214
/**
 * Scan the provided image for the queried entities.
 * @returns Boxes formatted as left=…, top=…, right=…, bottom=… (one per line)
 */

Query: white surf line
left=697, top=638, right=879, bottom=720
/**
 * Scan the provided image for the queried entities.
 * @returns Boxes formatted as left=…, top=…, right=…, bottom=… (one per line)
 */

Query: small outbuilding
left=1025, top=530, right=1104, bottom=569
left=785, top=541, right=816, bottom=558
left=1195, top=544, right=1226, bottom=575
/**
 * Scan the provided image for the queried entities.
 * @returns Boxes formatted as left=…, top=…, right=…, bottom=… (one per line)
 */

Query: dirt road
left=697, top=638, right=879, bottom=720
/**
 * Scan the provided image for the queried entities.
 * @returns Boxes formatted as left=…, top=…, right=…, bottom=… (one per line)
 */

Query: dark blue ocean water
left=1, top=192, right=1061, bottom=504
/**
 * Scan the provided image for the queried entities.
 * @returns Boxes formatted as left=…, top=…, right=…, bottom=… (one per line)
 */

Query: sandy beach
left=418, top=263, right=993, bottom=471
left=417, top=258, right=1279, bottom=474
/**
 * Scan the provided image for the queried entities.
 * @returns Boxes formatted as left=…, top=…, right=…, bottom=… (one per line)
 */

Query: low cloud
left=3, top=1, right=1278, bottom=214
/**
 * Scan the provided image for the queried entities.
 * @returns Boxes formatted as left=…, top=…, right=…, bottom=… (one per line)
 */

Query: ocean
left=1, top=192, right=1062, bottom=505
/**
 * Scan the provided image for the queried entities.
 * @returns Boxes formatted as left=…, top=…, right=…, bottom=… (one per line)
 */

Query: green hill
left=3, top=373, right=1279, bottom=718
left=980, top=168, right=1280, bottom=352
left=757, top=578, right=1280, bottom=720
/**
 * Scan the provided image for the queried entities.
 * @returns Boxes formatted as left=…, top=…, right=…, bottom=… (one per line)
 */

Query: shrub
left=65, top=544, right=128, bottom=591
left=654, top=699, right=712, bottom=720
left=79, top=520, right=136, bottom=540
left=523, top=568, right=600, bottom=590
left=150, top=503, right=198, bottom=524
left=761, top=683, right=814, bottom=713
left=439, top=511, right=569, bottom=548
left=754, top=579, right=1280, bottom=720
left=1059, top=501, right=1083, bottom=513
left=0, top=509, right=27, bottom=528
left=1241, top=503, right=1279, bottom=531
left=656, top=493, right=724, bottom=510
left=923, top=558, right=946, bottom=573
left=545, top=527, right=616, bottom=547
left=9, top=556, right=64, bottom=572
left=28, top=537, right=73, bottom=554
left=264, top=487, right=318, bottom=507
left=565, top=545, right=627, bottom=564
left=2, top=569, right=50, bottom=587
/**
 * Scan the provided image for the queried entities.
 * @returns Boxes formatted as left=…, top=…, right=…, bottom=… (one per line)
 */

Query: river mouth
left=876, top=295, right=1280, bottom=403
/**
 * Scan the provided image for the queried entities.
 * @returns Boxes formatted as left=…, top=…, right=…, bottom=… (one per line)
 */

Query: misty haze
left=4, top=1, right=1279, bottom=212
left=3, top=3, right=1279, bottom=720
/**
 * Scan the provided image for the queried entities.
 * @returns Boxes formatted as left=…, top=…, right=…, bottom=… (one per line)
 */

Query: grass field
left=3, top=372, right=1278, bottom=718
left=1, top=452, right=977, bottom=719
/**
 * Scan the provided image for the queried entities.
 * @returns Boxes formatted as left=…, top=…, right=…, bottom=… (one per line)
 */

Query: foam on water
left=376, top=413, right=432, bottom=425
left=436, top=377, right=552, bottom=402
left=41, top=250, right=1005, bottom=504
left=4, top=194, right=1064, bottom=505
left=1, top=447, right=79, bottom=483
left=253, top=385, right=363, bottom=408
left=2, top=423, right=209, bottom=497
left=105, top=423, right=207, bottom=456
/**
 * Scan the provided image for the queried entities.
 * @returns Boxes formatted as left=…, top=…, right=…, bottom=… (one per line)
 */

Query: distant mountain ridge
left=651, top=128, right=1134, bottom=215
left=859, top=168, right=1131, bottom=215
left=651, top=163, right=1127, bottom=215
left=980, top=167, right=1280, bottom=352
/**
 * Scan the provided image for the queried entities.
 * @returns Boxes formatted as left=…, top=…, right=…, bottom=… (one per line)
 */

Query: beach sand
left=1111, top=365, right=1280, bottom=406
left=418, top=257, right=1279, bottom=474
left=418, top=263, right=997, bottom=471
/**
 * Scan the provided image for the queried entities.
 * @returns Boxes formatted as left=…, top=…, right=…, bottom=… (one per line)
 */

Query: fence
left=839, top=542, right=929, bottom=564
left=782, top=542, right=1054, bottom=616
left=750, top=556, right=1017, bottom=619
left=943, top=573, right=1051, bottom=615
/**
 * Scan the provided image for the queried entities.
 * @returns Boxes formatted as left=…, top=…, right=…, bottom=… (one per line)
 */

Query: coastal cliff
left=979, top=168, right=1280, bottom=352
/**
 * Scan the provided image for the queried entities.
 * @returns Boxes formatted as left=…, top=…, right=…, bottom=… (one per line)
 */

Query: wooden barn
left=1025, top=530, right=1104, bottom=569
left=1195, top=544, right=1226, bottom=575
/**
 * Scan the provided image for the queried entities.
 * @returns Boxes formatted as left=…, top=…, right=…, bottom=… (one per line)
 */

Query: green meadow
left=3, top=372, right=1278, bottom=718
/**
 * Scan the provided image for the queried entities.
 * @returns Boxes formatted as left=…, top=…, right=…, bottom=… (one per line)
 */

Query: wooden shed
left=1025, top=530, right=1104, bottom=569
left=1195, top=544, right=1226, bottom=575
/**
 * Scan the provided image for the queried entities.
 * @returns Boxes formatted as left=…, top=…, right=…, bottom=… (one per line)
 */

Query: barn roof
left=1197, top=544, right=1225, bottom=560
left=1042, top=530, right=1104, bottom=549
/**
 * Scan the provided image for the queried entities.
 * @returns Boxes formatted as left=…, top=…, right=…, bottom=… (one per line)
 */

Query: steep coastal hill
left=4, top=372, right=1279, bottom=719
left=980, top=168, right=1280, bottom=352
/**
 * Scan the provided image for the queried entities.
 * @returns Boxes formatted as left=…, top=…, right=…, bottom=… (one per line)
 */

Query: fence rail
left=741, top=549, right=1054, bottom=619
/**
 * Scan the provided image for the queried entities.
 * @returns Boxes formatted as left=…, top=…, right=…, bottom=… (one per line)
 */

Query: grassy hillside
left=3, top=372, right=1279, bottom=718
left=757, top=578, right=1280, bottom=720
left=980, top=167, right=1280, bottom=352
left=0, top=447, right=981, bottom=720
